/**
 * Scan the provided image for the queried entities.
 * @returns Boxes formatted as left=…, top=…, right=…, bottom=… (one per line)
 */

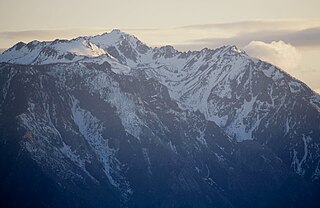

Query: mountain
left=0, top=29, right=319, bottom=208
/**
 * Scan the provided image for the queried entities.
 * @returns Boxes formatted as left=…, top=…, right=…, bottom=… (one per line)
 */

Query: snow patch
left=71, top=97, right=132, bottom=198
left=292, top=135, right=311, bottom=176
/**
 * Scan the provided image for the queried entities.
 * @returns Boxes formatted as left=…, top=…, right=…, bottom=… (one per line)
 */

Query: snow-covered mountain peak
left=10, top=41, right=27, bottom=51
left=91, top=29, right=147, bottom=49
left=93, top=29, right=127, bottom=44
left=225, top=44, right=243, bottom=52
left=48, top=38, right=106, bottom=57
left=0, top=37, right=107, bottom=65
left=213, top=45, right=247, bottom=57
left=152, top=45, right=179, bottom=58
left=88, top=30, right=151, bottom=64
left=107, top=28, right=128, bottom=36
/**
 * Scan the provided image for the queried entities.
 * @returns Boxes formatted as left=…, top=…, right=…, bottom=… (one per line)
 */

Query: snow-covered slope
left=1, top=59, right=317, bottom=207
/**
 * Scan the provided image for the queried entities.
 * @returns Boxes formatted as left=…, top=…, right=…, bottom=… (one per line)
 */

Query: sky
left=0, top=0, right=319, bottom=93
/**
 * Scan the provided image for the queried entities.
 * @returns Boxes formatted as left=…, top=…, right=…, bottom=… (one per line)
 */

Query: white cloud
left=244, top=40, right=301, bottom=71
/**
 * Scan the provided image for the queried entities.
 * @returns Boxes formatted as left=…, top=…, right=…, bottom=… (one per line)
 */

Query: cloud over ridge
left=244, top=40, right=301, bottom=71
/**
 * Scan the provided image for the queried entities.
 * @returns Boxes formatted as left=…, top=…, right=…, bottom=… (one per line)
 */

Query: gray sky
left=1, top=0, right=320, bottom=30
left=0, top=0, right=319, bottom=92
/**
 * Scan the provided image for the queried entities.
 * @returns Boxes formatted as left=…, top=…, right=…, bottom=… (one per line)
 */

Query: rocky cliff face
left=0, top=30, right=319, bottom=208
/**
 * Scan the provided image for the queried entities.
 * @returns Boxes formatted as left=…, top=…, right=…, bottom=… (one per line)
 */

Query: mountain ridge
left=0, top=30, right=319, bottom=207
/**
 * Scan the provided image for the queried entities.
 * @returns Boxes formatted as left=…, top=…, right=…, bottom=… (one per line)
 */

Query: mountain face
left=0, top=29, right=319, bottom=208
